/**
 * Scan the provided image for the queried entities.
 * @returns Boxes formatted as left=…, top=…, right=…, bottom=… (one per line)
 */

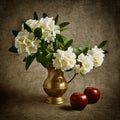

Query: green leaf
left=36, top=52, right=43, bottom=63
left=54, top=15, right=59, bottom=24
left=53, top=41, right=57, bottom=51
left=40, top=40, right=48, bottom=51
left=34, top=28, right=42, bottom=39
left=83, top=47, right=89, bottom=55
left=73, top=48, right=82, bottom=56
left=59, top=22, right=70, bottom=28
left=25, top=55, right=35, bottom=70
left=61, top=35, right=69, bottom=41
left=8, top=46, right=18, bottom=53
left=64, top=39, right=73, bottom=50
left=23, top=57, right=26, bottom=62
left=46, top=53, right=53, bottom=60
left=60, top=27, right=69, bottom=32
left=36, top=52, right=46, bottom=67
left=45, top=48, right=53, bottom=61
left=46, top=48, right=53, bottom=53
left=36, top=52, right=41, bottom=62
left=12, top=30, right=18, bottom=37
left=42, top=13, right=48, bottom=18
left=33, top=11, right=38, bottom=20
left=53, top=35, right=65, bottom=50
left=56, top=39, right=64, bottom=50
left=103, top=50, right=108, bottom=54
left=24, top=23, right=32, bottom=32
left=98, top=40, right=107, bottom=48
left=53, top=39, right=59, bottom=50
left=56, top=34, right=64, bottom=43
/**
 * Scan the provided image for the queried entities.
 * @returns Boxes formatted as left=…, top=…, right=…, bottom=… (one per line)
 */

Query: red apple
left=84, top=87, right=100, bottom=104
left=70, top=92, right=88, bottom=110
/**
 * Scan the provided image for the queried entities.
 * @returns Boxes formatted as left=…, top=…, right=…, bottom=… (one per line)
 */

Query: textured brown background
left=0, top=0, right=120, bottom=120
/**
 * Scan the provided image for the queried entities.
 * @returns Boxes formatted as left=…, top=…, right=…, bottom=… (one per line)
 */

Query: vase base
left=46, top=96, right=64, bottom=104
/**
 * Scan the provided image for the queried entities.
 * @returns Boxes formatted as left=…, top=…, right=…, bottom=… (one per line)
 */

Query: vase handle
left=67, top=73, right=78, bottom=84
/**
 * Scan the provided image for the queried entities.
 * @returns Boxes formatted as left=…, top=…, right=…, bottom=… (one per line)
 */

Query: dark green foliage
left=59, top=22, right=70, bottom=28
left=64, top=39, right=73, bottom=50
left=82, top=47, right=89, bottom=55
left=98, top=40, right=107, bottom=48
left=54, top=15, right=59, bottom=24
left=42, top=13, right=48, bottom=18
left=8, top=46, right=17, bottom=53
left=25, top=55, right=35, bottom=70
left=33, top=11, right=38, bottom=20
left=12, top=30, right=18, bottom=37
left=24, top=23, right=32, bottom=32
left=34, top=28, right=42, bottom=39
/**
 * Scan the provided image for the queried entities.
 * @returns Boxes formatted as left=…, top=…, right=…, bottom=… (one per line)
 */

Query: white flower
left=38, top=17, right=54, bottom=31
left=53, top=47, right=76, bottom=71
left=15, top=30, right=40, bottom=56
left=87, top=46, right=105, bottom=67
left=42, top=30, right=54, bottom=43
left=21, top=17, right=60, bottom=43
left=22, top=19, right=39, bottom=31
left=73, top=53, right=93, bottom=74
left=37, top=17, right=60, bottom=43
left=73, top=64, right=81, bottom=73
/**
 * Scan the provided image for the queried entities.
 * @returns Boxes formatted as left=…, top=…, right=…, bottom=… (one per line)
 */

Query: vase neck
left=47, top=67, right=63, bottom=77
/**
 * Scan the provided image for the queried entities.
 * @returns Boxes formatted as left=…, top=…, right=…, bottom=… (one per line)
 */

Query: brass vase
left=43, top=64, right=68, bottom=104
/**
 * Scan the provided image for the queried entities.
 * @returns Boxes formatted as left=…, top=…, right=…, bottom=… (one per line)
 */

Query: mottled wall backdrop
left=0, top=0, right=120, bottom=120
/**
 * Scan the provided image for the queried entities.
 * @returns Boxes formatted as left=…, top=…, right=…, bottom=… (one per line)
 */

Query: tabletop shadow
left=59, top=105, right=73, bottom=111
left=0, top=84, right=46, bottom=107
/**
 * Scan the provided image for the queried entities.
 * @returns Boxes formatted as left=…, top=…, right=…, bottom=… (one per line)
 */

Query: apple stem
left=67, top=73, right=78, bottom=84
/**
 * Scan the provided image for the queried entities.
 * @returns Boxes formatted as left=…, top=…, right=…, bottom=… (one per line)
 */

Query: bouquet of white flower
left=9, top=12, right=107, bottom=75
